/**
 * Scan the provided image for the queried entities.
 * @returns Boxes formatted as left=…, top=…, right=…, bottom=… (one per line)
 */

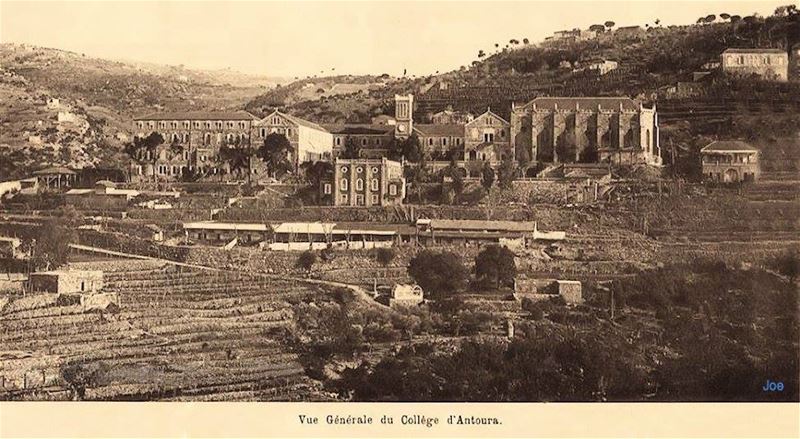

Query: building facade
left=325, top=124, right=396, bottom=159
left=252, top=110, right=333, bottom=167
left=510, top=97, right=661, bottom=167
left=326, top=158, right=405, bottom=206
left=721, top=48, right=789, bottom=82
left=133, top=111, right=257, bottom=178
left=700, top=140, right=760, bottom=183
left=463, top=109, right=512, bottom=163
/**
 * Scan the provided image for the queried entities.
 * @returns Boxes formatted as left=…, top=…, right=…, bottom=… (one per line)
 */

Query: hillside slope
left=0, top=43, right=280, bottom=179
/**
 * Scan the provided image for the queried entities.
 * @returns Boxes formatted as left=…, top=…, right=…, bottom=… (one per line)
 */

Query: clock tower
left=394, top=94, right=414, bottom=139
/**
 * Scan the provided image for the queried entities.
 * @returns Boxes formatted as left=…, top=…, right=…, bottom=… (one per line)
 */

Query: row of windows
left=259, top=127, right=293, bottom=137
left=339, top=194, right=381, bottom=205
left=334, top=137, right=385, bottom=147
left=137, top=121, right=250, bottom=130
left=730, top=55, right=785, bottom=65
left=424, top=137, right=463, bottom=147
left=340, top=166, right=380, bottom=174
left=340, top=178, right=381, bottom=191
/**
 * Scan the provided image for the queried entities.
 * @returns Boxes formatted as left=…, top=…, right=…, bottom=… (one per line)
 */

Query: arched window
left=340, top=178, right=348, bottom=191
left=356, top=179, right=363, bottom=190
left=204, top=133, right=211, bottom=145
left=371, top=179, right=379, bottom=191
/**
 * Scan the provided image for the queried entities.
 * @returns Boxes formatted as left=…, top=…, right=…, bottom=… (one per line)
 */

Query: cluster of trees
left=332, top=259, right=798, bottom=401
left=125, top=131, right=296, bottom=182
left=407, top=245, right=516, bottom=298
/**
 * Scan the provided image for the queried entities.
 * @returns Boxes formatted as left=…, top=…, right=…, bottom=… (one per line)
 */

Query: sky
left=0, top=0, right=791, bottom=78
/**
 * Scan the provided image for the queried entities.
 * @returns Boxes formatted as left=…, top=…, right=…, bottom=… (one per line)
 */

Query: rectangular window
left=341, top=194, right=348, bottom=204
left=442, top=138, right=447, bottom=146
left=484, top=133, right=494, bottom=143
left=389, top=184, right=397, bottom=196
left=371, top=194, right=379, bottom=204
left=324, top=183, right=332, bottom=194
left=362, top=138, right=367, bottom=146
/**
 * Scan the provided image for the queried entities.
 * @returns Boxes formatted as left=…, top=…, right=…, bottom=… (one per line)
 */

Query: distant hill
left=245, top=10, right=798, bottom=123
left=0, top=43, right=283, bottom=179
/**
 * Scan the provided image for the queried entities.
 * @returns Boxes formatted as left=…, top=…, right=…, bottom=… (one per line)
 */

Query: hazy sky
left=0, top=0, right=790, bottom=77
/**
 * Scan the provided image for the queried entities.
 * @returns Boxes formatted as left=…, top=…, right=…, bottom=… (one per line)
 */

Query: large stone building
left=463, top=109, right=512, bottom=163
left=325, top=158, right=405, bottom=206
left=252, top=110, right=333, bottom=167
left=325, top=124, right=396, bottom=159
left=721, top=48, right=789, bottom=82
left=510, top=97, right=661, bottom=168
left=132, top=111, right=258, bottom=178
left=700, top=140, right=759, bottom=183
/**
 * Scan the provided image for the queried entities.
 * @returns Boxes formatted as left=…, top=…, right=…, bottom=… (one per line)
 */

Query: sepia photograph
left=0, top=0, right=798, bottom=435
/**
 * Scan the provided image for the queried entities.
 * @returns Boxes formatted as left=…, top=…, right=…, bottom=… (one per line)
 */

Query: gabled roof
left=467, top=108, right=510, bottom=126
left=322, top=124, right=395, bottom=135
left=701, top=140, right=759, bottom=153
left=134, top=111, right=258, bottom=121
left=258, top=111, right=329, bottom=132
left=523, top=97, right=640, bottom=111
left=413, top=124, right=464, bottom=137
left=722, top=48, right=787, bottom=54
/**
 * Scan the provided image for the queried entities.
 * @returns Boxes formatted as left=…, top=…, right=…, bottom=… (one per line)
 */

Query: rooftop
left=413, top=124, right=465, bottom=137
left=524, top=97, right=641, bottom=111
left=722, top=48, right=787, bottom=54
left=260, top=110, right=329, bottom=132
left=322, top=124, right=395, bottom=135
left=425, top=219, right=538, bottom=233
left=183, top=221, right=269, bottom=232
left=701, top=140, right=759, bottom=153
left=33, top=166, right=76, bottom=175
left=134, top=111, right=258, bottom=121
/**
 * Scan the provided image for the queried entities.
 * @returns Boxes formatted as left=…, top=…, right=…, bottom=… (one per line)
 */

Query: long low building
left=182, top=219, right=565, bottom=250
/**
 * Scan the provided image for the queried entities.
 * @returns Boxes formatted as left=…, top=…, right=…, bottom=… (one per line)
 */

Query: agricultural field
left=0, top=261, right=339, bottom=401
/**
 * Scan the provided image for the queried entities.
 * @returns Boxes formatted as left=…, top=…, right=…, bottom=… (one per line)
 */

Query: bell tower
left=394, top=94, right=414, bottom=139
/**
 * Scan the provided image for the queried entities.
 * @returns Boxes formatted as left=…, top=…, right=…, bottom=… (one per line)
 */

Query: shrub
left=295, top=250, right=317, bottom=272
left=474, top=245, right=517, bottom=289
left=407, top=250, right=468, bottom=299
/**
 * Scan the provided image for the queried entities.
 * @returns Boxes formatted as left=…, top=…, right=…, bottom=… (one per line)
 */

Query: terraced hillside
left=0, top=263, right=334, bottom=401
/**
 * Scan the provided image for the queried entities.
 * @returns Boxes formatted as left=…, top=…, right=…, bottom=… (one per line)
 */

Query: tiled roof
left=134, top=111, right=258, bottom=121
left=722, top=48, right=787, bottom=54
left=525, top=97, right=640, bottom=111
left=701, top=140, right=758, bottom=153
left=413, top=124, right=464, bottom=137
left=323, top=124, right=395, bottom=135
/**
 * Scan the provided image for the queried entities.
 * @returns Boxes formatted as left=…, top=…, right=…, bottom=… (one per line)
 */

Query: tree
left=295, top=250, right=317, bottom=273
left=769, top=249, right=799, bottom=284
left=720, top=13, right=731, bottom=20
left=604, top=20, right=615, bottom=30
left=474, top=245, right=516, bottom=289
left=523, top=38, right=530, bottom=44
left=341, top=137, right=361, bottom=159
left=125, top=132, right=164, bottom=181
left=589, top=24, right=606, bottom=33
left=446, top=158, right=465, bottom=202
left=257, top=133, right=293, bottom=178
left=302, top=160, right=334, bottom=204
left=32, top=217, right=77, bottom=271
left=704, top=14, right=716, bottom=23
left=497, top=156, right=516, bottom=189
left=375, top=248, right=396, bottom=278
left=407, top=250, right=468, bottom=299
left=218, top=144, right=253, bottom=181
left=480, top=162, right=495, bottom=193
